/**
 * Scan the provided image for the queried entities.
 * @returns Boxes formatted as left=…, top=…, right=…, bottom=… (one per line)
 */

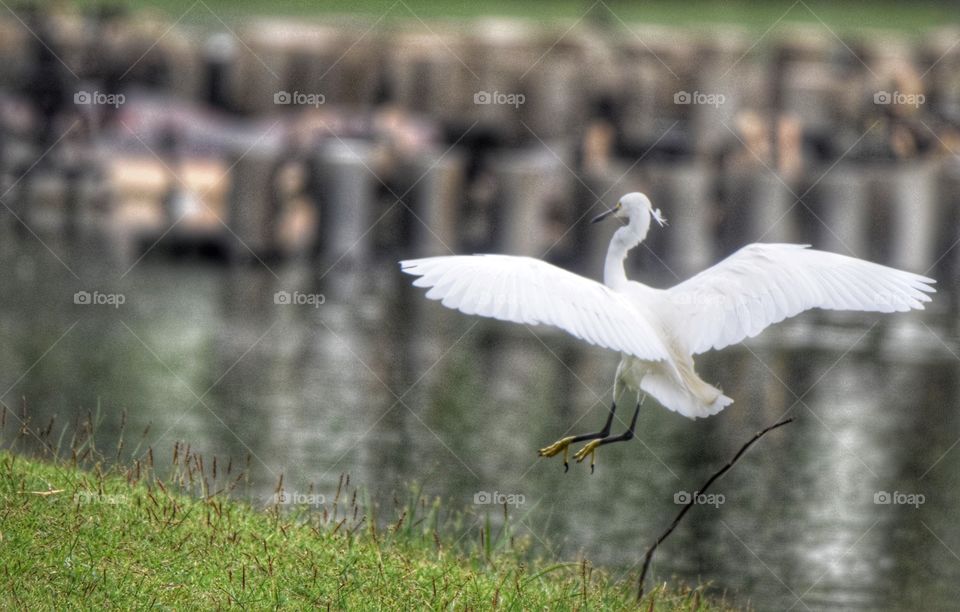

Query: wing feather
left=401, top=255, right=670, bottom=362
left=667, top=243, right=936, bottom=354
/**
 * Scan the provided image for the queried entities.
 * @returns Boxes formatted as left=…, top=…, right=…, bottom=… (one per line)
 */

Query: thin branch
left=637, top=417, right=795, bottom=601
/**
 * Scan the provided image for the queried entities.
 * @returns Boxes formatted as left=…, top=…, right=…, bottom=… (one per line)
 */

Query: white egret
left=400, top=192, right=935, bottom=471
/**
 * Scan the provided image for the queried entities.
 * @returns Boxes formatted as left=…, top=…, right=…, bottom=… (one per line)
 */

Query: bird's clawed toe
left=537, top=436, right=576, bottom=458
left=539, top=437, right=605, bottom=472
left=573, top=439, right=601, bottom=462
left=573, top=439, right=602, bottom=473
left=538, top=436, right=577, bottom=472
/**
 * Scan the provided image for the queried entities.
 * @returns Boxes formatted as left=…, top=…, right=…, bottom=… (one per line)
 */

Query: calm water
left=2, top=234, right=959, bottom=611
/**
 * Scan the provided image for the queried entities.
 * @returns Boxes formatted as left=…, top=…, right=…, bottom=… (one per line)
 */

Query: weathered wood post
left=489, top=144, right=570, bottom=257
left=224, top=20, right=290, bottom=114
left=817, top=165, right=870, bottom=257
left=692, top=29, right=750, bottom=155
left=388, top=28, right=472, bottom=127
left=520, top=29, right=592, bottom=140
left=663, top=161, right=715, bottom=277
left=0, top=18, right=28, bottom=89
left=226, top=138, right=284, bottom=262
left=311, top=139, right=376, bottom=273
left=203, top=32, right=238, bottom=110
left=751, top=171, right=798, bottom=243
left=468, top=19, right=539, bottom=141
left=890, top=161, right=938, bottom=274
left=937, top=159, right=960, bottom=311
left=401, top=151, right=464, bottom=258
left=616, top=27, right=693, bottom=152
left=923, top=28, right=960, bottom=123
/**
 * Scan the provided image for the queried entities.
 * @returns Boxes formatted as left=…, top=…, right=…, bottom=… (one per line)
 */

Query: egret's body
left=400, top=193, right=935, bottom=469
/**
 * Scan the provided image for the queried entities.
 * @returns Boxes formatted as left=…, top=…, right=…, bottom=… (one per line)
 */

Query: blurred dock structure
left=0, top=7, right=958, bottom=307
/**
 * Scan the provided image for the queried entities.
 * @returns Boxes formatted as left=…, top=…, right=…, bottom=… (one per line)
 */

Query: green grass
left=0, top=448, right=732, bottom=609
left=67, top=0, right=957, bottom=32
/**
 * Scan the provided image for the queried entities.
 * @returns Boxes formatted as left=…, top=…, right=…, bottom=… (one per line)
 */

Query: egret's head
left=590, top=192, right=667, bottom=227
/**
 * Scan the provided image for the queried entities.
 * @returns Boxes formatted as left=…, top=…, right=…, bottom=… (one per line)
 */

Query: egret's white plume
left=651, top=208, right=667, bottom=227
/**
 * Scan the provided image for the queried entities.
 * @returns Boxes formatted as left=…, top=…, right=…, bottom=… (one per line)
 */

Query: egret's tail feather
left=640, top=368, right=733, bottom=419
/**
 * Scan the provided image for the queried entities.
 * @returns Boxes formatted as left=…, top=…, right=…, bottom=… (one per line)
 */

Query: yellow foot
left=538, top=436, right=576, bottom=472
left=573, top=440, right=602, bottom=474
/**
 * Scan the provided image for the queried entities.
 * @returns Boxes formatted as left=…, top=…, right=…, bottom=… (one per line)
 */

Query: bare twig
left=637, top=417, right=795, bottom=601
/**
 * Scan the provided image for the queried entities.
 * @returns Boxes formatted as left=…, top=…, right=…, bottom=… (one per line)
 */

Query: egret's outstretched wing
left=400, top=255, right=670, bottom=361
left=667, top=243, right=936, bottom=354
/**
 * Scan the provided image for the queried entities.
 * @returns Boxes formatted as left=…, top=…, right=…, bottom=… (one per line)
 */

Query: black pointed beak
left=591, top=208, right=617, bottom=224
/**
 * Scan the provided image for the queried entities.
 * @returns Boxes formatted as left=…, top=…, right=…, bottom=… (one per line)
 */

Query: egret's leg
left=538, top=402, right=617, bottom=472
left=573, top=401, right=641, bottom=473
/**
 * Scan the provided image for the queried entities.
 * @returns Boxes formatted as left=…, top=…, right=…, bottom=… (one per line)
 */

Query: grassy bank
left=0, top=450, right=730, bottom=609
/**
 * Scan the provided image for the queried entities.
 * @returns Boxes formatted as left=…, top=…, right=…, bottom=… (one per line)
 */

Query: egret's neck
left=603, top=214, right=650, bottom=288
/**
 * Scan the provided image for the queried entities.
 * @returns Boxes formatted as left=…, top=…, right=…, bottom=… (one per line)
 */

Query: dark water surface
left=2, top=237, right=959, bottom=611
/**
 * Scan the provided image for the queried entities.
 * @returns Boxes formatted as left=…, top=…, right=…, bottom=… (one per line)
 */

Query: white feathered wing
left=400, top=254, right=672, bottom=362
left=664, top=244, right=936, bottom=355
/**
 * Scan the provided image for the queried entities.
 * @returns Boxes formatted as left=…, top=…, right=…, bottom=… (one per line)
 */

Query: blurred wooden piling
left=817, top=166, right=870, bottom=257
left=923, top=28, right=960, bottom=123
left=468, top=20, right=540, bottom=139
left=890, top=161, right=939, bottom=273
left=781, top=60, right=840, bottom=137
left=754, top=172, right=799, bottom=243
left=227, top=20, right=378, bottom=114
left=937, top=161, right=960, bottom=310
left=490, top=144, right=571, bottom=257
left=520, top=27, right=599, bottom=140
left=691, top=30, right=753, bottom=154
left=0, top=19, right=28, bottom=89
left=388, top=28, right=473, bottom=128
left=615, top=27, right=696, bottom=152
left=399, top=151, right=464, bottom=258
left=660, top=161, right=715, bottom=276
left=311, top=139, right=376, bottom=270
left=227, top=139, right=284, bottom=259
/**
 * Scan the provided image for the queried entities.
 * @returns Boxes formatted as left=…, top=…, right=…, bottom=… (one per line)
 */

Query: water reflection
left=1, top=235, right=959, bottom=610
